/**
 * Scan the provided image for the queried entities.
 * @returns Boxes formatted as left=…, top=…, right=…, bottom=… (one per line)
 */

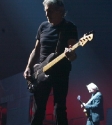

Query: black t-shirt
left=36, top=18, right=78, bottom=72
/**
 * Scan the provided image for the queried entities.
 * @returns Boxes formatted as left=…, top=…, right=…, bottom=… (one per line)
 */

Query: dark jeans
left=31, top=72, right=69, bottom=125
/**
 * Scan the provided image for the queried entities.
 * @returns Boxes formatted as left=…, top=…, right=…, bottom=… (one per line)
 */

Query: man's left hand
left=64, top=46, right=77, bottom=61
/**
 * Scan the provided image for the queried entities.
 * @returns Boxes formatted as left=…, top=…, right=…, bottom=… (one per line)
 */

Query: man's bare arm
left=23, top=40, right=40, bottom=80
left=26, top=40, right=40, bottom=69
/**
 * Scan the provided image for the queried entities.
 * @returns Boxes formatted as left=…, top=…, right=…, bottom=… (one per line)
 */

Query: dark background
left=0, top=0, right=112, bottom=125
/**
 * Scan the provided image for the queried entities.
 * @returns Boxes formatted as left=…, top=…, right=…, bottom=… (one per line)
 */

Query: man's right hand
left=23, top=67, right=31, bottom=80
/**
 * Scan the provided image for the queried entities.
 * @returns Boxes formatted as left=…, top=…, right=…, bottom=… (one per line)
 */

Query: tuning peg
left=83, top=33, right=88, bottom=36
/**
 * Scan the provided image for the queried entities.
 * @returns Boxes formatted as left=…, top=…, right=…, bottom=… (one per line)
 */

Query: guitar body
left=83, top=107, right=90, bottom=118
left=27, top=53, right=55, bottom=93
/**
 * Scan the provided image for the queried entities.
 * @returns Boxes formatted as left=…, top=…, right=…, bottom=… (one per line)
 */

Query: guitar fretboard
left=43, top=42, right=80, bottom=72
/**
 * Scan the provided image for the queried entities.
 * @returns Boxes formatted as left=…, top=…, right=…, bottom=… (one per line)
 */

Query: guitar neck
left=78, top=100, right=83, bottom=105
left=78, top=98, right=85, bottom=107
left=43, top=42, right=79, bottom=72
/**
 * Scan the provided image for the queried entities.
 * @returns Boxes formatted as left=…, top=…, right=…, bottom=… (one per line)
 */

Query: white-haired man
left=81, top=83, right=104, bottom=125
left=23, top=0, right=78, bottom=125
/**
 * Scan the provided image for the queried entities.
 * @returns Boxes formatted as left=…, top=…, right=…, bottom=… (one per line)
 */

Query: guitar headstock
left=79, top=31, right=94, bottom=46
left=77, top=95, right=81, bottom=101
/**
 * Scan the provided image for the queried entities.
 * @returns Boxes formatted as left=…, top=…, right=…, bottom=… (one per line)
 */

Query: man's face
left=88, top=88, right=95, bottom=93
left=44, top=4, right=62, bottom=24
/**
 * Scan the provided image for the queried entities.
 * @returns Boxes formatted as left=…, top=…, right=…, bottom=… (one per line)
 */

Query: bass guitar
left=27, top=31, right=94, bottom=93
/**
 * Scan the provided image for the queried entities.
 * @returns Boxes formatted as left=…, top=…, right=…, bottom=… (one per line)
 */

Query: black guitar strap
left=55, top=32, right=62, bottom=54
left=55, top=20, right=68, bottom=55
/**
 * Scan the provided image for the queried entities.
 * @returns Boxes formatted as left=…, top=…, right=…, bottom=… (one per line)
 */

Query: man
left=23, top=0, right=78, bottom=125
left=81, top=83, right=104, bottom=125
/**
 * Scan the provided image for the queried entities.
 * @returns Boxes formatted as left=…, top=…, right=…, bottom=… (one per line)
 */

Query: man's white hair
left=43, top=0, right=64, bottom=6
left=43, top=0, right=66, bottom=17
left=86, top=83, right=99, bottom=90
